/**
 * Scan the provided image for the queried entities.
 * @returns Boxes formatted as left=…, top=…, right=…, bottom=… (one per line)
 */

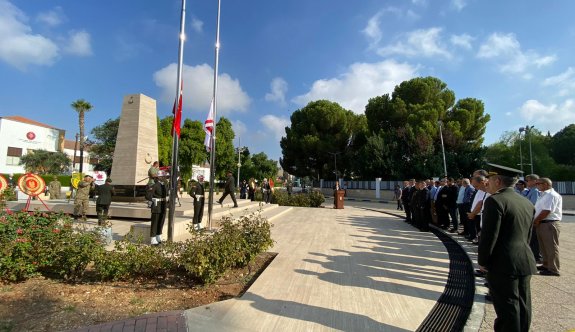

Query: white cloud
left=292, top=60, right=418, bottom=113
left=451, top=0, right=467, bottom=11
left=232, top=120, right=247, bottom=138
left=153, top=63, right=251, bottom=115
left=260, top=115, right=290, bottom=141
left=0, top=0, right=59, bottom=70
left=191, top=17, right=203, bottom=33
left=450, top=33, right=473, bottom=50
left=519, top=99, right=575, bottom=132
left=36, top=7, right=65, bottom=27
left=377, top=27, right=452, bottom=59
left=264, top=77, right=288, bottom=106
left=477, top=33, right=556, bottom=75
left=64, top=30, right=92, bottom=56
left=362, top=12, right=384, bottom=48
left=543, top=67, right=575, bottom=96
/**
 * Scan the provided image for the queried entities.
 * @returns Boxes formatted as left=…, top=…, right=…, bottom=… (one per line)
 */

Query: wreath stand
left=23, top=194, right=51, bottom=212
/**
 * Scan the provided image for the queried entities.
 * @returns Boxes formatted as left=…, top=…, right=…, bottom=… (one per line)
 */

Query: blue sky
left=1, top=0, right=575, bottom=161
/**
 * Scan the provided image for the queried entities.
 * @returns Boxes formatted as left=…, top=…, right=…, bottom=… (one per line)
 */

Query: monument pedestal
left=110, top=94, right=158, bottom=202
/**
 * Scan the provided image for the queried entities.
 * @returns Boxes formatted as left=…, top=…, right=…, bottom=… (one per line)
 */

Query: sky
left=1, top=0, right=575, bottom=162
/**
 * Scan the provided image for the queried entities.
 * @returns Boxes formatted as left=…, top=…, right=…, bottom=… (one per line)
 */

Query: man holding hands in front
left=478, top=163, right=537, bottom=332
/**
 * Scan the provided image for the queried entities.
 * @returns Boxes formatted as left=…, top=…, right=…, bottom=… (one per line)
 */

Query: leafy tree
left=551, top=124, right=575, bottom=165
left=19, top=150, right=71, bottom=174
left=71, top=99, right=93, bottom=173
left=157, top=116, right=174, bottom=167
left=179, top=119, right=209, bottom=179
left=241, top=152, right=278, bottom=181
left=88, top=118, right=119, bottom=174
left=363, top=77, right=489, bottom=178
left=280, top=100, right=362, bottom=179
left=214, top=117, right=236, bottom=179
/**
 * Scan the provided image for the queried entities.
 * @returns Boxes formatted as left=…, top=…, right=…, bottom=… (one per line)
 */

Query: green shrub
left=271, top=190, right=325, bottom=207
left=0, top=211, right=106, bottom=282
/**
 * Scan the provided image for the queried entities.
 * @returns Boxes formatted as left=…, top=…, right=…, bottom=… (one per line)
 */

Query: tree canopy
left=19, top=150, right=71, bottom=175
left=280, top=100, right=364, bottom=179
left=88, top=117, right=119, bottom=174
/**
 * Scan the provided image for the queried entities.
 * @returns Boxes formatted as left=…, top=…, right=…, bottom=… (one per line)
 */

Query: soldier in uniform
left=190, top=175, right=205, bottom=230
left=149, top=174, right=168, bottom=245
left=147, top=161, right=159, bottom=185
left=74, top=174, right=94, bottom=221
left=479, top=163, right=537, bottom=332
left=48, top=176, right=62, bottom=199
left=95, top=178, right=115, bottom=226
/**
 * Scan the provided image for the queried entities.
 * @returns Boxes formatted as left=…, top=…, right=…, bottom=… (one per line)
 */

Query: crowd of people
left=397, top=165, right=563, bottom=331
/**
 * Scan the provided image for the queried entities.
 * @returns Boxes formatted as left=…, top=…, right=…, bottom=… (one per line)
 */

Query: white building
left=0, top=116, right=94, bottom=174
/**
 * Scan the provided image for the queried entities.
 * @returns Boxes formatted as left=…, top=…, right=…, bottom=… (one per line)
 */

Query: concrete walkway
left=69, top=199, right=575, bottom=331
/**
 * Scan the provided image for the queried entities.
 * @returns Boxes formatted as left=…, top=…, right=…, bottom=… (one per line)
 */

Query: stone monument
left=110, top=94, right=158, bottom=201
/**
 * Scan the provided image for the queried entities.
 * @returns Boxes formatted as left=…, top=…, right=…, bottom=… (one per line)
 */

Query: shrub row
left=0, top=210, right=274, bottom=284
left=271, top=190, right=325, bottom=207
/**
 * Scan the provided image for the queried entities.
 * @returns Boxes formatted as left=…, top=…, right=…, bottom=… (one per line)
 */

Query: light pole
left=437, top=120, right=448, bottom=177
left=518, top=127, right=525, bottom=173
left=327, top=152, right=341, bottom=181
left=236, top=137, right=244, bottom=188
left=525, top=125, right=534, bottom=174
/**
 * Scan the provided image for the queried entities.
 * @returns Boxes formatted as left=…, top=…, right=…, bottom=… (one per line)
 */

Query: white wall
left=0, top=119, right=62, bottom=174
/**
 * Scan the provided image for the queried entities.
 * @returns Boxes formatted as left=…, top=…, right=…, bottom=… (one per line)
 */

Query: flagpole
left=208, top=0, right=222, bottom=230
left=168, top=0, right=186, bottom=242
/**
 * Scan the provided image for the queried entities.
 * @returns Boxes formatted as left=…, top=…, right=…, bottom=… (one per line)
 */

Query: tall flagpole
left=208, top=0, right=222, bottom=230
left=168, top=0, right=186, bottom=242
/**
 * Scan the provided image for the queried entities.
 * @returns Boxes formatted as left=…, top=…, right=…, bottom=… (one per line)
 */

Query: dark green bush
left=271, top=190, right=325, bottom=207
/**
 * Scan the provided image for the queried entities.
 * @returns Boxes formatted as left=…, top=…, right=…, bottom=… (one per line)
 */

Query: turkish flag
left=171, top=82, right=183, bottom=137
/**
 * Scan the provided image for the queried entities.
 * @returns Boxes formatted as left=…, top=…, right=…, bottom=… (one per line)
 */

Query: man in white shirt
left=533, top=177, right=562, bottom=276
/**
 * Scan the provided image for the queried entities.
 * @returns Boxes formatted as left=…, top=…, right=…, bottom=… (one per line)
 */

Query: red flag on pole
left=204, top=99, right=214, bottom=152
left=171, top=82, right=183, bottom=137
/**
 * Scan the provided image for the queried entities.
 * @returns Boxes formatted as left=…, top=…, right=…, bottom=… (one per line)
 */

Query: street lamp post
left=518, top=127, right=525, bottom=173
left=236, top=137, right=243, bottom=188
left=327, top=152, right=341, bottom=182
left=437, top=120, right=448, bottom=177
left=525, top=125, right=534, bottom=174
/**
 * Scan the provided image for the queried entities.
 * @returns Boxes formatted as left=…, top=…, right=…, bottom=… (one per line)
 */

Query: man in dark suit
left=190, top=175, right=205, bottom=230
left=218, top=170, right=238, bottom=208
left=401, top=179, right=415, bottom=223
left=478, top=163, right=537, bottom=332
left=95, top=178, right=115, bottom=226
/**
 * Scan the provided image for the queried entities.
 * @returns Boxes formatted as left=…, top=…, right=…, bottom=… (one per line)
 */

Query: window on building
left=6, top=147, right=22, bottom=166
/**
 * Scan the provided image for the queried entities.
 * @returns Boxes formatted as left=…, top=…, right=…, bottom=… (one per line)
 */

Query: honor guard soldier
left=149, top=173, right=168, bottom=245
left=190, top=175, right=205, bottom=230
left=479, top=163, right=537, bottom=332
left=74, top=174, right=94, bottom=221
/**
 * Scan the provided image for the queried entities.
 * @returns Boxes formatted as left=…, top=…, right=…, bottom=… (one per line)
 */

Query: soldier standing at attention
left=95, top=178, right=115, bottom=226
left=478, top=163, right=537, bottom=332
left=74, top=174, right=94, bottom=221
left=149, top=175, right=167, bottom=245
left=48, top=176, right=62, bottom=199
left=190, top=175, right=205, bottom=230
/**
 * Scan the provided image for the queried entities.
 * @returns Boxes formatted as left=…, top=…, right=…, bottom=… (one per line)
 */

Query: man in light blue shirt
left=525, top=174, right=542, bottom=263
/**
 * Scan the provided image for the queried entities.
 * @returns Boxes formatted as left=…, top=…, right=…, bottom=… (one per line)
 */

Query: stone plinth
left=110, top=94, right=158, bottom=191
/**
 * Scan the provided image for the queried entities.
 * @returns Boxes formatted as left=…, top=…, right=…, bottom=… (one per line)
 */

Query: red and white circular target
left=0, top=175, right=8, bottom=191
left=18, top=173, right=46, bottom=197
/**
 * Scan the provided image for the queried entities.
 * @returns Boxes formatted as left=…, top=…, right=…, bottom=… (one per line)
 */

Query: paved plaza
left=8, top=195, right=574, bottom=331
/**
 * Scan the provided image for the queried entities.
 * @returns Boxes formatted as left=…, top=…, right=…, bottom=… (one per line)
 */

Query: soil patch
left=0, top=252, right=276, bottom=332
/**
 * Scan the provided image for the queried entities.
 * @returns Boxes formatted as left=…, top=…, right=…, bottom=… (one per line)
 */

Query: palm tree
left=71, top=99, right=93, bottom=173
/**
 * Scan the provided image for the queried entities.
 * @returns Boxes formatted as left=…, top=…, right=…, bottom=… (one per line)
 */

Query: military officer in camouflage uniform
left=48, top=176, right=62, bottom=199
left=74, top=174, right=94, bottom=221
left=190, top=175, right=205, bottom=230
